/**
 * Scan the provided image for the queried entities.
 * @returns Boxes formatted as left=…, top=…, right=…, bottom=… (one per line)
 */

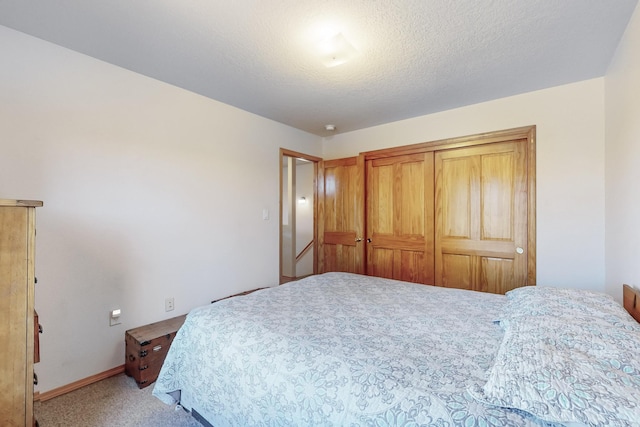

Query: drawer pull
left=153, top=345, right=162, bottom=352
left=139, top=365, right=148, bottom=371
left=139, top=350, right=148, bottom=357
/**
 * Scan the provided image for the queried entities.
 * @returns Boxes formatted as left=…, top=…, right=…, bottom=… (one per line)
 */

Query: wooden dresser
left=0, top=199, right=42, bottom=427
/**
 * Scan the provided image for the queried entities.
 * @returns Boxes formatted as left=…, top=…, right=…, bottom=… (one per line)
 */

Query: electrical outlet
left=165, top=297, right=175, bottom=312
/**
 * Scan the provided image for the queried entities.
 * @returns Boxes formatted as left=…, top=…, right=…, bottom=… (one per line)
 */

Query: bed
left=152, top=273, right=640, bottom=426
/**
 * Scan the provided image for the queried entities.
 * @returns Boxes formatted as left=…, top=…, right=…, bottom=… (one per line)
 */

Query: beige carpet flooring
left=35, top=374, right=202, bottom=427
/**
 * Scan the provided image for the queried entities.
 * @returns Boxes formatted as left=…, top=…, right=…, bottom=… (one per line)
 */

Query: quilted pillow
left=498, top=286, right=640, bottom=331
left=472, top=314, right=640, bottom=425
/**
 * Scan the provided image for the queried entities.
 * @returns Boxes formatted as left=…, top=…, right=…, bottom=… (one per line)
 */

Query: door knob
left=355, top=237, right=363, bottom=242
left=516, top=247, right=524, bottom=254
left=367, top=238, right=372, bottom=243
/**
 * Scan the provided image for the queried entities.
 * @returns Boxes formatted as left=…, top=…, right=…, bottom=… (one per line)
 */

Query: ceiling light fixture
left=325, top=124, right=336, bottom=131
left=316, top=32, right=358, bottom=68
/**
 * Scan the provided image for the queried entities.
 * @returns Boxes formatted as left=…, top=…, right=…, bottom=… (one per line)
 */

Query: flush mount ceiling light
left=324, top=124, right=336, bottom=131
left=316, top=32, right=359, bottom=68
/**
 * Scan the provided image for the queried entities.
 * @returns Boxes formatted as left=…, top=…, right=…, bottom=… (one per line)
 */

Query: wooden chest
left=125, top=314, right=186, bottom=388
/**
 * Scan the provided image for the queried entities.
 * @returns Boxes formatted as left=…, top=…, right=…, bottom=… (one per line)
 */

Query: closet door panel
left=400, top=251, right=428, bottom=284
left=441, top=254, right=473, bottom=289
left=440, top=156, right=476, bottom=239
left=480, top=257, right=515, bottom=294
left=319, top=156, right=365, bottom=274
left=322, top=244, right=358, bottom=273
left=369, top=248, right=395, bottom=279
left=435, top=140, right=528, bottom=294
left=366, top=153, right=434, bottom=284
left=481, top=152, right=514, bottom=240
left=368, top=161, right=394, bottom=235
left=400, top=161, right=426, bottom=235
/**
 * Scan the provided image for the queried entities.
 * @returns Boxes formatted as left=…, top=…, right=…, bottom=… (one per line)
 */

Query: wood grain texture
left=366, top=153, right=434, bottom=284
left=363, top=126, right=537, bottom=159
left=319, top=155, right=365, bottom=274
left=623, top=284, right=640, bottom=323
left=435, top=139, right=528, bottom=294
left=0, top=203, right=40, bottom=426
left=0, top=199, right=43, bottom=208
left=321, top=126, right=535, bottom=293
left=125, top=317, right=185, bottom=389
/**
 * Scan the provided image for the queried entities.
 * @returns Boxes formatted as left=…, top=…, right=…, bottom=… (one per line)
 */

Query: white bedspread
left=153, top=273, right=560, bottom=426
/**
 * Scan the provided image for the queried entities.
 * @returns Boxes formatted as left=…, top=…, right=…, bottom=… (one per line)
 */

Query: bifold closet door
left=319, top=156, right=365, bottom=274
left=434, top=140, right=528, bottom=294
left=366, top=153, right=435, bottom=284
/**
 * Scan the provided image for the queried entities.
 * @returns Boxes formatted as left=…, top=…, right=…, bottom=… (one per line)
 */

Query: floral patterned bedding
left=472, top=286, right=640, bottom=426
left=152, top=273, right=640, bottom=426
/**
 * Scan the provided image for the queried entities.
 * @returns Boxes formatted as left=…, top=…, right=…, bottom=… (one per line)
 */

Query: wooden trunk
left=125, top=315, right=186, bottom=388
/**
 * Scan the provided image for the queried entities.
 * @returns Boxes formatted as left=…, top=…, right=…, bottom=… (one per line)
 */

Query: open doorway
left=279, top=149, right=321, bottom=284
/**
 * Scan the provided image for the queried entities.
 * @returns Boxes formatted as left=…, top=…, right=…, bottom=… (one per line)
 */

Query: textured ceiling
left=0, top=0, right=637, bottom=136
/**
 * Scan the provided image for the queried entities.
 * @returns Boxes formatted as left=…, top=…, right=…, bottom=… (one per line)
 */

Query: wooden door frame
left=361, top=125, right=536, bottom=285
left=279, top=148, right=322, bottom=284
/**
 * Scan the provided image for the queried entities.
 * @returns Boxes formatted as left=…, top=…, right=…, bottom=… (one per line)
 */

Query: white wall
left=605, top=3, right=640, bottom=298
left=323, top=79, right=607, bottom=292
left=0, top=26, right=322, bottom=393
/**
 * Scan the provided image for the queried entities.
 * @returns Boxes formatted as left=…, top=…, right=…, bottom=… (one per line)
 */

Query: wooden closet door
left=435, top=140, right=528, bottom=293
left=318, top=156, right=365, bottom=274
left=366, top=153, right=434, bottom=284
